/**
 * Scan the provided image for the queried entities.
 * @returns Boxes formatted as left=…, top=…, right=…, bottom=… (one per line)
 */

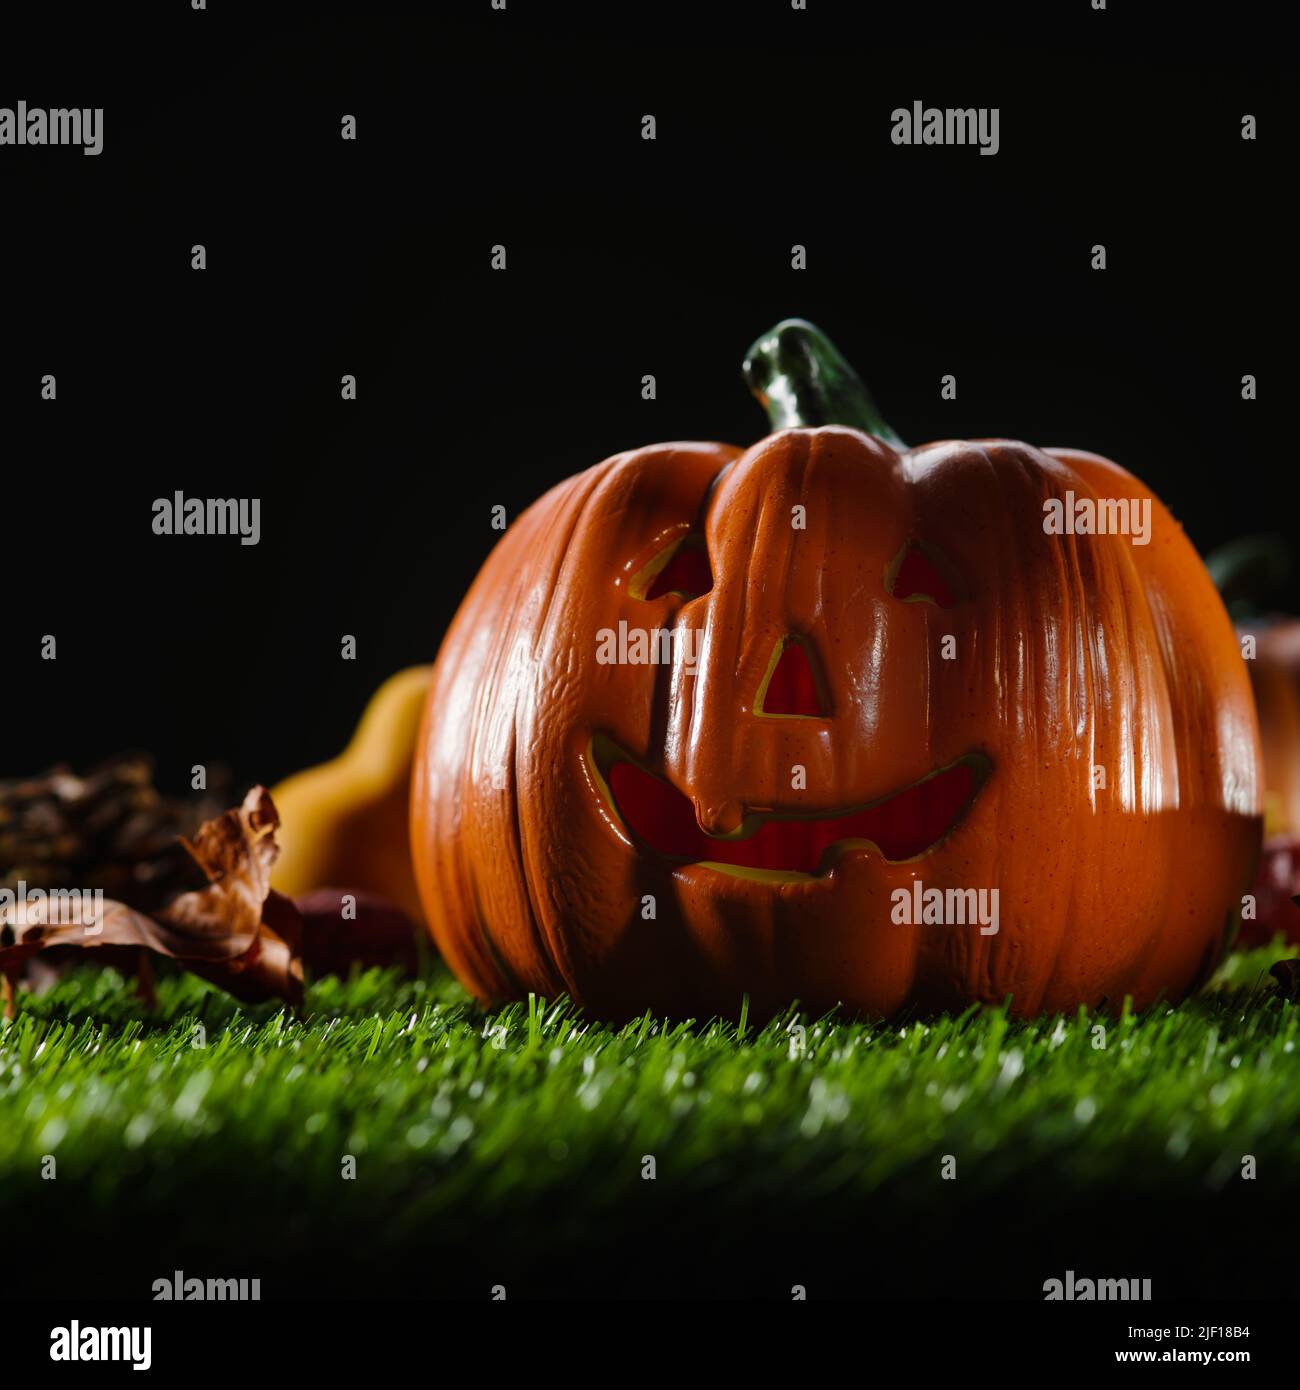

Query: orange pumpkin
left=412, top=320, right=1262, bottom=1020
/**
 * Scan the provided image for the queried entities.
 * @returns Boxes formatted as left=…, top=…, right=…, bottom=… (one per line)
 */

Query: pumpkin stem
left=743, top=318, right=905, bottom=448
left=1205, top=534, right=1291, bottom=617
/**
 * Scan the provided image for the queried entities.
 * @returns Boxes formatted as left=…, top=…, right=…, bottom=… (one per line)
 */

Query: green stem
left=742, top=318, right=904, bottom=448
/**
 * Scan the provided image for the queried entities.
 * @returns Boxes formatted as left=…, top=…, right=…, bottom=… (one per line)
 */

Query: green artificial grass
left=4, top=942, right=1299, bottom=1298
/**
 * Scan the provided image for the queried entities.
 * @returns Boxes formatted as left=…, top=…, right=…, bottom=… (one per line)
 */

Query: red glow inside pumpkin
left=892, top=546, right=956, bottom=607
left=759, top=640, right=825, bottom=717
left=608, top=757, right=979, bottom=871
left=644, top=542, right=713, bottom=600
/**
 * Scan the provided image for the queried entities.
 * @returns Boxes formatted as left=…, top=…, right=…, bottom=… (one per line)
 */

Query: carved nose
left=695, top=798, right=744, bottom=837
left=757, top=637, right=827, bottom=718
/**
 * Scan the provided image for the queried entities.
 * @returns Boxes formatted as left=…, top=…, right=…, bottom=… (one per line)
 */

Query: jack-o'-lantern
left=411, top=320, right=1262, bottom=1019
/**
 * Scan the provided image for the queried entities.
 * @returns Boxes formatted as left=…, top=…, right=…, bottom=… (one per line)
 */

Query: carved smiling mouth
left=592, top=738, right=989, bottom=877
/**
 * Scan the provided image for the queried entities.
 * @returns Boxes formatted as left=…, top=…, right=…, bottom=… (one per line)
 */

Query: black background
left=1, top=0, right=1295, bottom=1313
left=1, top=1, right=1289, bottom=792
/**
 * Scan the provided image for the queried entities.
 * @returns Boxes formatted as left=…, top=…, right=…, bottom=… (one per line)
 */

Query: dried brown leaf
left=0, top=786, right=303, bottom=1013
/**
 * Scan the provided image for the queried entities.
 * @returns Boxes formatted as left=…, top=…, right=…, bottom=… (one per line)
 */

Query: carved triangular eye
left=632, top=536, right=713, bottom=601
left=888, top=544, right=958, bottom=608
left=756, top=637, right=827, bottom=717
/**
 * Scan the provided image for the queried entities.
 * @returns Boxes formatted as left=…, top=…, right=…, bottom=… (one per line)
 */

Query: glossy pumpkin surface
left=412, top=321, right=1262, bottom=1019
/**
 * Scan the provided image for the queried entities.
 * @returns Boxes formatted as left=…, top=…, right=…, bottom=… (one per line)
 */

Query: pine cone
left=0, top=754, right=233, bottom=914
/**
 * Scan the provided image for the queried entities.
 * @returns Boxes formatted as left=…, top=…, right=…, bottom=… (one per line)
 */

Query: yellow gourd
left=270, top=665, right=432, bottom=924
